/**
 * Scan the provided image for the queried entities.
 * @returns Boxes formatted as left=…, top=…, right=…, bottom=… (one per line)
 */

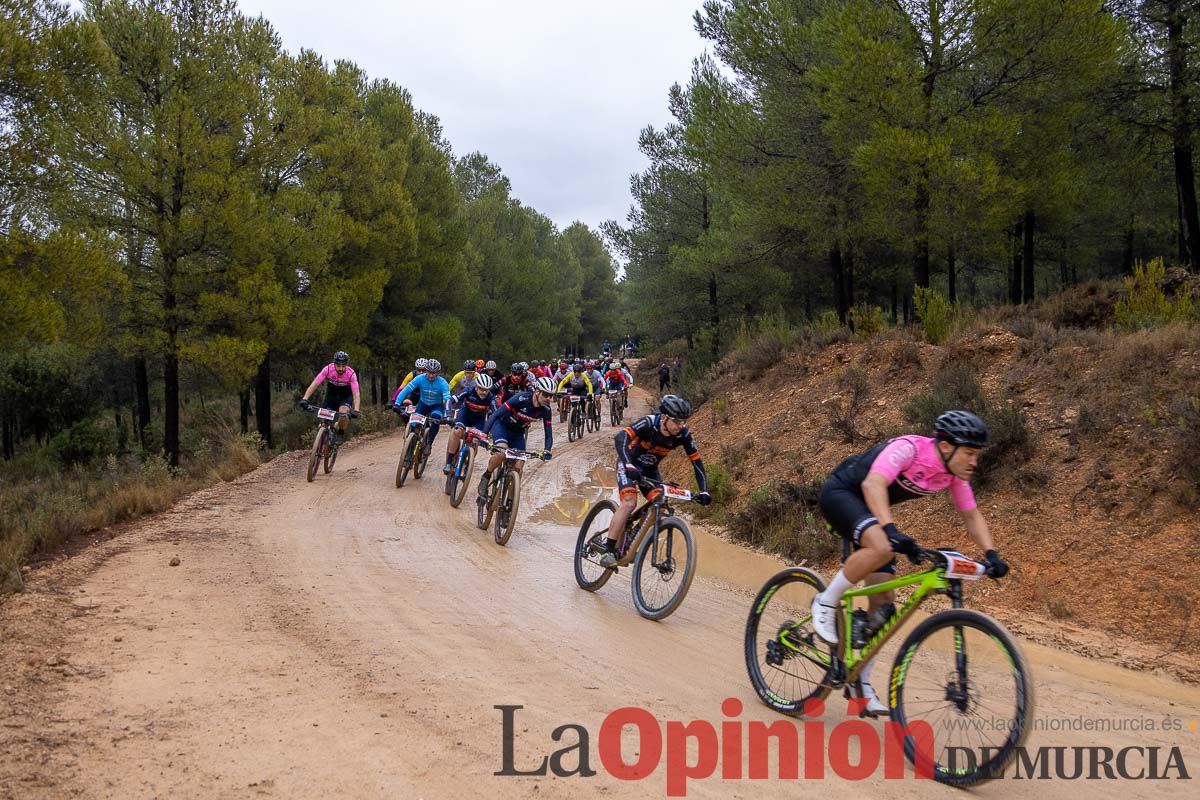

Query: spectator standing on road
left=658, top=363, right=671, bottom=392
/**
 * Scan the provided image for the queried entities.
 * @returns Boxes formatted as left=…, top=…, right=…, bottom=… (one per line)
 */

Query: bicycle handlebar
left=909, top=546, right=1005, bottom=579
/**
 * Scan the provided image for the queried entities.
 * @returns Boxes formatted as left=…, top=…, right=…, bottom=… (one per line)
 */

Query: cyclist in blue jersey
left=443, top=373, right=498, bottom=475
left=391, top=358, right=451, bottom=464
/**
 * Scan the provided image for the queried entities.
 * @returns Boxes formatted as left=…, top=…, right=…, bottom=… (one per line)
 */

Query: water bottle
left=866, top=602, right=896, bottom=638
left=850, top=609, right=869, bottom=649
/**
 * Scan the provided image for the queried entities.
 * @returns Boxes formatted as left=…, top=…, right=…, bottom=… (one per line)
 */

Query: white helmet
left=474, top=373, right=494, bottom=391
left=415, top=357, right=428, bottom=371
left=485, top=360, right=497, bottom=370
left=533, top=376, right=557, bottom=395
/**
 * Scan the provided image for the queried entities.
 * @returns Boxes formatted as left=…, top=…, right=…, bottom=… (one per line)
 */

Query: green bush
left=48, top=419, right=115, bottom=467
left=1115, top=258, right=1194, bottom=331
left=914, top=285, right=954, bottom=344
left=729, top=479, right=834, bottom=563
left=704, top=462, right=736, bottom=508
left=849, top=304, right=885, bottom=340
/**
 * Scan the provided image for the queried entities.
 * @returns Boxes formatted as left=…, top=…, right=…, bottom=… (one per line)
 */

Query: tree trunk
left=947, top=243, right=957, bottom=304
left=3, top=412, right=13, bottom=459
left=845, top=247, right=856, bottom=309
left=163, top=339, right=180, bottom=467
left=1122, top=218, right=1135, bottom=275
left=370, top=373, right=378, bottom=406
left=256, top=351, right=272, bottom=448
left=1009, top=220, right=1023, bottom=305
left=1022, top=209, right=1035, bottom=303
left=830, top=242, right=849, bottom=325
left=134, top=356, right=150, bottom=447
left=1168, top=1, right=1200, bottom=270
left=890, top=275, right=898, bottom=324
left=708, top=273, right=719, bottom=364
left=239, top=389, right=250, bottom=434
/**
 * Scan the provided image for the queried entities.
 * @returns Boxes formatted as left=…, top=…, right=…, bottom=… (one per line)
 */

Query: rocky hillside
left=647, top=290, right=1200, bottom=681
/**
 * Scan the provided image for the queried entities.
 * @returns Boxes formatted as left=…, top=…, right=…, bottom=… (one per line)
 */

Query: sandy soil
left=2, top=388, right=1198, bottom=798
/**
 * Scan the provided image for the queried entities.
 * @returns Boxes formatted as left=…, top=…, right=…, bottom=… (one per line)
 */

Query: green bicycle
left=744, top=546, right=1033, bottom=787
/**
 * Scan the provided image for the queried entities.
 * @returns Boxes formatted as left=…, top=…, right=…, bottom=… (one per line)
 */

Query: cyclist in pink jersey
left=809, top=410, right=1009, bottom=715
left=299, top=351, right=361, bottom=441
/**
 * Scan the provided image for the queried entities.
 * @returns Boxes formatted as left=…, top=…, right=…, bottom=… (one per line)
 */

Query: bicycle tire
left=449, top=445, right=474, bottom=507
left=478, top=469, right=498, bottom=530
left=630, top=517, right=696, bottom=621
left=323, top=432, right=337, bottom=474
left=494, top=469, right=521, bottom=545
left=396, top=431, right=419, bottom=488
left=306, top=426, right=323, bottom=482
left=890, top=609, right=1034, bottom=786
left=414, top=430, right=430, bottom=479
left=573, top=499, right=617, bottom=591
left=744, top=567, right=836, bottom=714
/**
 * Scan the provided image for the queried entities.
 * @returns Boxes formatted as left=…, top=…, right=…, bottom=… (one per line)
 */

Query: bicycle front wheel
left=306, top=426, right=324, bottom=482
left=413, top=432, right=430, bottom=479
left=323, top=434, right=337, bottom=474
left=449, top=445, right=474, bottom=508
left=573, top=499, right=616, bottom=591
left=744, top=567, right=835, bottom=715
left=477, top=471, right=497, bottom=530
left=630, top=517, right=696, bottom=621
left=890, top=609, right=1034, bottom=787
left=494, top=469, right=521, bottom=545
left=396, top=432, right=419, bottom=488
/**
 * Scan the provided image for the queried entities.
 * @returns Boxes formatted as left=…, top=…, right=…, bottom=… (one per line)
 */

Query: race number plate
left=409, top=413, right=426, bottom=426
left=316, top=408, right=336, bottom=421
left=663, top=485, right=692, bottom=501
left=939, top=550, right=987, bottom=580
left=505, top=449, right=529, bottom=461
left=569, top=396, right=581, bottom=403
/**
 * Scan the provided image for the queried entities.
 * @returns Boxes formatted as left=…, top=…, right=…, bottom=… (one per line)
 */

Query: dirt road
left=2, top=393, right=1198, bottom=798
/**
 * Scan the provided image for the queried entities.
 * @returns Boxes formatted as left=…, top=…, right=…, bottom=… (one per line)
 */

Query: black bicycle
left=567, top=393, right=585, bottom=442
left=476, top=446, right=544, bottom=545
left=607, top=389, right=623, bottom=426
left=573, top=479, right=697, bottom=620
left=446, top=427, right=487, bottom=507
left=395, top=409, right=438, bottom=488
left=304, top=406, right=350, bottom=482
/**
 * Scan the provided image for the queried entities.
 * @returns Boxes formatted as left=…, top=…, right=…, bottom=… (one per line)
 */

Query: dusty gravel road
left=2, top=391, right=1199, bottom=799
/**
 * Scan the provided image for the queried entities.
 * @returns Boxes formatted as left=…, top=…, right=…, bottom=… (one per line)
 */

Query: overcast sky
left=223, top=1, right=708, bottom=236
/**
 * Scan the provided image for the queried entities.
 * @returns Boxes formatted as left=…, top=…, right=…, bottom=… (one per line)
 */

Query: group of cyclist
left=300, top=348, right=1008, bottom=717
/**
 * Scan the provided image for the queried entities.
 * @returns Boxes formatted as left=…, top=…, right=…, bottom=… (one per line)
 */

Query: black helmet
left=935, top=410, right=989, bottom=447
left=463, top=359, right=475, bottom=371
left=333, top=351, right=349, bottom=365
left=511, top=362, right=526, bottom=374
left=659, top=395, right=692, bottom=420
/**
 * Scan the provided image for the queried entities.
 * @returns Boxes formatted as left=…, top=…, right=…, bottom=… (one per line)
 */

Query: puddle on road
left=532, top=463, right=787, bottom=595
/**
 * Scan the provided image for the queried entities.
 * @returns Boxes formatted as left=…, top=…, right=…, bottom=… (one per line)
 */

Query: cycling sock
left=819, top=570, right=854, bottom=605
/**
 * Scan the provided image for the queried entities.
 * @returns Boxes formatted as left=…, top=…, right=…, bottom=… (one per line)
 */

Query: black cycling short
left=616, top=461, right=661, bottom=501
left=322, top=385, right=352, bottom=411
left=818, top=476, right=896, bottom=575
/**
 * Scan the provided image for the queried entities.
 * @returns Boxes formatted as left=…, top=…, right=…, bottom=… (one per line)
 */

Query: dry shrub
left=729, top=479, right=833, bottom=563
left=827, top=366, right=870, bottom=443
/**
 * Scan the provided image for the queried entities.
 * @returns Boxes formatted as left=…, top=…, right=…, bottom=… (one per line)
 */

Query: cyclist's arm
left=614, top=427, right=637, bottom=467
left=349, top=370, right=361, bottom=411
left=860, top=472, right=895, bottom=527
left=960, top=506, right=995, bottom=552
left=482, top=402, right=509, bottom=436
left=393, top=378, right=419, bottom=407
left=399, top=371, right=414, bottom=389
left=583, top=375, right=592, bottom=393
left=448, top=370, right=466, bottom=392
left=681, top=435, right=708, bottom=493
left=542, top=408, right=553, bottom=451
left=556, top=375, right=570, bottom=392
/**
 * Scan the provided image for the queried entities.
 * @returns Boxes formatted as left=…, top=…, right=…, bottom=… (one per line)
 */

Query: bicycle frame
left=777, top=565, right=958, bottom=679
left=611, top=494, right=673, bottom=568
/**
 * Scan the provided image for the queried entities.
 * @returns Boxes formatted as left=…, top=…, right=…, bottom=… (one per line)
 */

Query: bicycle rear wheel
left=323, top=434, right=337, bottom=473
left=414, top=431, right=430, bottom=478
left=448, top=445, right=474, bottom=507
left=610, top=401, right=618, bottom=427
left=306, top=427, right=323, bottom=482
left=890, top=609, right=1034, bottom=786
left=494, top=469, right=521, bottom=545
left=744, top=567, right=836, bottom=714
left=573, top=499, right=617, bottom=591
left=630, top=518, right=696, bottom=621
